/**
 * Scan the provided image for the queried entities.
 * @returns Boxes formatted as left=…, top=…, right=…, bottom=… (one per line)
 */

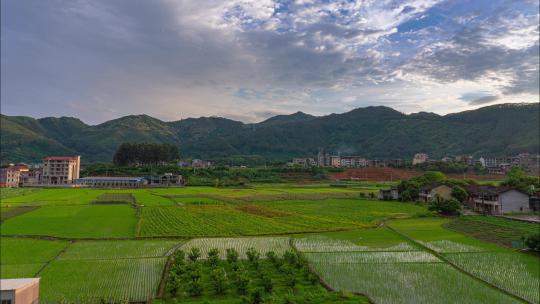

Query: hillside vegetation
left=1, top=103, right=538, bottom=163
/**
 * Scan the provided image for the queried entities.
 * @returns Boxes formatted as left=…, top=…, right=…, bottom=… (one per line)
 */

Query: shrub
left=283, top=250, right=298, bottom=266
left=188, top=247, right=201, bottom=262
left=166, top=273, right=181, bottom=296
left=246, top=247, right=260, bottom=263
left=210, top=268, right=227, bottom=295
left=248, top=288, right=264, bottom=304
left=260, top=274, right=273, bottom=292
left=428, top=197, right=461, bottom=215
left=451, top=186, right=468, bottom=203
left=207, top=248, right=220, bottom=267
left=235, top=271, right=250, bottom=295
left=285, top=272, right=297, bottom=289
left=523, top=233, right=540, bottom=251
left=226, top=248, right=239, bottom=264
left=187, top=279, right=203, bottom=297
left=173, top=250, right=185, bottom=265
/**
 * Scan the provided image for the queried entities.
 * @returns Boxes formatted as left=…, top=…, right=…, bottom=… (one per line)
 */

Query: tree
left=235, top=271, right=250, bottom=295
left=428, top=197, right=461, bottom=215
left=113, top=142, right=179, bottom=166
left=188, top=247, right=201, bottom=262
left=451, top=185, right=468, bottom=203
left=207, top=248, right=220, bottom=268
left=226, top=248, right=239, bottom=264
left=502, top=167, right=540, bottom=194
left=246, top=247, right=260, bottom=266
left=523, top=233, right=540, bottom=251
left=210, top=268, right=227, bottom=295
left=187, top=279, right=203, bottom=297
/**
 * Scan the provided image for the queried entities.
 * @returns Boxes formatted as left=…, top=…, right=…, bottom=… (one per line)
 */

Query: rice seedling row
left=39, top=257, right=166, bottom=303
left=59, top=240, right=181, bottom=260
left=180, top=237, right=291, bottom=259
left=445, top=252, right=540, bottom=303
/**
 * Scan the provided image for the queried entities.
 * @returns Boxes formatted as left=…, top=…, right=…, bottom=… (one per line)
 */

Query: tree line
left=113, top=142, right=179, bottom=166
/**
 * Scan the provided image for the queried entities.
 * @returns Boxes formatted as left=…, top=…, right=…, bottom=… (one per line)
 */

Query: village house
left=42, top=156, right=81, bottom=185
left=0, top=278, right=40, bottom=304
left=412, top=153, right=429, bottom=165
left=418, top=184, right=453, bottom=203
left=378, top=187, right=400, bottom=200
left=465, top=185, right=530, bottom=215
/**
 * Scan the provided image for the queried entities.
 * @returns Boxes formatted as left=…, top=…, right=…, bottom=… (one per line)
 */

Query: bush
left=210, top=268, right=227, bottom=295
left=451, top=185, right=468, bottom=203
left=246, top=247, right=260, bottom=263
left=226, top=248, right=239, bottom=264
left=173, top=250, right=185, bottom=265
left=235, top=271, right=250, bottom=295
left=166, top=273, right=181, bottom=296
left=188, top=247, right=201, bottom=262
left=283, top=250, right=298, bottom=266
left=249, top=288, right=264, bottom=304
left=523, top=233, right=540, bottom=251
left=428, top=197, right=461, bottom=215
left=284, top=272, right=297, bottom=289
left=260, top=273, right=273, bottom=292
left=207, top=248, right=220, bottom=267
left=187, top=279, right=203, bottom=297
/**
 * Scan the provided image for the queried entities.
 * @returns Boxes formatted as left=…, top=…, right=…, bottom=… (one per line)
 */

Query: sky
left=1, top=0, right=539, bottom=124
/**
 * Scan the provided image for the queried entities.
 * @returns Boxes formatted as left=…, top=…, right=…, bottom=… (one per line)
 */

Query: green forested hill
left=1, top=103, right=538, bottom=163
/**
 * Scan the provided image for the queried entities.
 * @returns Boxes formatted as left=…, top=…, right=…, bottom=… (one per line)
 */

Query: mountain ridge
left=1, top=103, right=538, bottom=163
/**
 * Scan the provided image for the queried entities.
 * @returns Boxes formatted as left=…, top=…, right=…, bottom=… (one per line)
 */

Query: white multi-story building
left=42, top=156, right=80, bottom=185
left=412, top=153, right=429, bottom=165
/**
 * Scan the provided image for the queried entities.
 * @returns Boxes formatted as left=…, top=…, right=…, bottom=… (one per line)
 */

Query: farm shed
left=0, top=278, right=40, bottom=304
left=74, top=176, right=148, bottom=188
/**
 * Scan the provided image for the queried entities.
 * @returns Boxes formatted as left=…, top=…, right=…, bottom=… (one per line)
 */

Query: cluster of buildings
left=289, top=151, right=539, bottom=175
left=290, top=151, right=410, bottom=168
left=0, top=156, right=184, bottom=188
left=378, top=183, right=539, bottom=215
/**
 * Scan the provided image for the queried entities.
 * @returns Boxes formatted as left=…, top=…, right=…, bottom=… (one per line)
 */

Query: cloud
left=468, top=95, right=499, bottom=105
left=1, top=0, right=538, bottom=124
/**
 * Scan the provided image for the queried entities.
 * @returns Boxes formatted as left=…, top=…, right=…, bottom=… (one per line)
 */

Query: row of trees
left=112, top=143, right=179, bottom=166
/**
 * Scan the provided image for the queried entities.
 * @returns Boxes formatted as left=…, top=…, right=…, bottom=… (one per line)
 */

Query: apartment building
left=0, top=164, right=29, bottom=188
left=42, top=156, right=81, bottom=185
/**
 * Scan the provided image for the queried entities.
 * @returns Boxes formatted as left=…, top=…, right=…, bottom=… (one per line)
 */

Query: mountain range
left=1, top=103, right=538, bottom=164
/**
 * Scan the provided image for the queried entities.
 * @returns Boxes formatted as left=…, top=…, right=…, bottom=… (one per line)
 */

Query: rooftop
left=43, top=156, right=80, bottom=161
left=0, top=278, right=40, bottom=291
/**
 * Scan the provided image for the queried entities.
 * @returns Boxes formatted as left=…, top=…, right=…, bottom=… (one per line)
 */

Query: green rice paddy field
left=0, top=185, right=538, bottom=303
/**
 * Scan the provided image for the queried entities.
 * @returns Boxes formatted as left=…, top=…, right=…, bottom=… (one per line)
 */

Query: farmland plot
left=294, top=235, right=417, bottom=252
left=0, top=188, right=104, bottom=206
left=1, top=205, right=137, bottom=238
left=309, top=262, right=520, bottom=304
left=1, top=263, right=43, bottom=278
left=59, top=240, right=181, bottom=260
left=180, top=236, right=291, bottom=259
left=445, top=252, right=540, bottom=303
left=1, top=237, right=68, bottom=265
left=39, top=258, right=166, bottom=303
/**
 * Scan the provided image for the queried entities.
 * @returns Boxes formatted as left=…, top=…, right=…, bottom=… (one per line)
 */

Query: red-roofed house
left=42, top=156, right=80, bottom=185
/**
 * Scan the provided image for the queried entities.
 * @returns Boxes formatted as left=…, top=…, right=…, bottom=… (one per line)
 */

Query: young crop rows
left=180, top=237, right=291, bottom=259
left=293, top=236, right=417, bottom=252
left=59, top=240, right=180, bottom=260
left=296, top=235, right=523, bottom=304
left=40, top=258, right=166, bottom=303
left=445, top=252, right=539, bottom=303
